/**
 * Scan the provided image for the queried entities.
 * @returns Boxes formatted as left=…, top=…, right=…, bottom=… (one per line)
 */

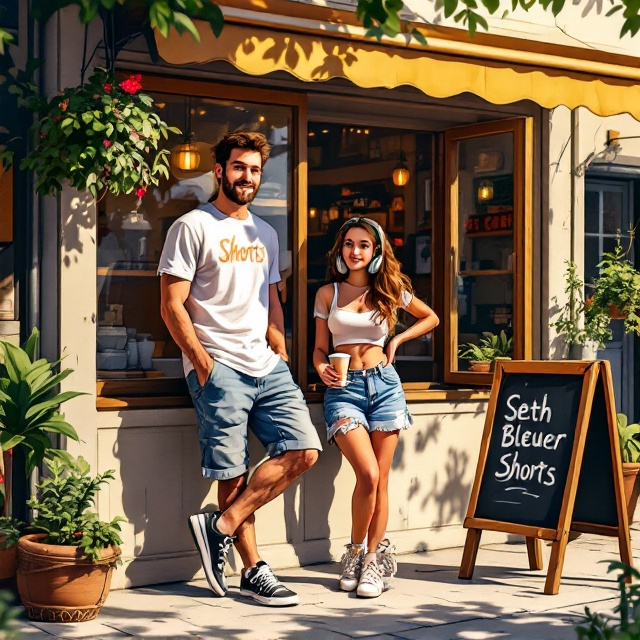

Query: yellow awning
left=156, top=20, right=640, bottom=120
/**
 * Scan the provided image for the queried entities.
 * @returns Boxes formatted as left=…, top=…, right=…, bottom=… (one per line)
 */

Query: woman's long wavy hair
left=326, top=220, right=413, bottom=334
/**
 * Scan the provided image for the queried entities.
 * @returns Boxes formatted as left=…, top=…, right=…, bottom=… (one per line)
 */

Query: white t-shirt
left=158, top=203, right=282, bottom=378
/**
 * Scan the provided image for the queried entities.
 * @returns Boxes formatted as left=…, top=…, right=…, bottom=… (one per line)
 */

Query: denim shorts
left=186, top=358, right=322, bottom=480
left=323, top=363, right=413, bottom=443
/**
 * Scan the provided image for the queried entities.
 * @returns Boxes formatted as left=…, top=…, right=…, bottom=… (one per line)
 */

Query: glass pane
left=603, top=190, right=623, bottom=235
left=584, top=189, right=600, bottom=234
left=307, top=125, right=435, bottom=385
left=456, top=132, right=514, bottom=371
left=97, top=94, right=293, bottom=390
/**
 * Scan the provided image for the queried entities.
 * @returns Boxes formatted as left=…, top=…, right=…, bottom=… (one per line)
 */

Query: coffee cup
left=328, top=353, right=351, bottom=387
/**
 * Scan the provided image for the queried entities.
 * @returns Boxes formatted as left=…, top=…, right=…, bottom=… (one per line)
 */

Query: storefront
left=13, top=1, right=640, bottom=588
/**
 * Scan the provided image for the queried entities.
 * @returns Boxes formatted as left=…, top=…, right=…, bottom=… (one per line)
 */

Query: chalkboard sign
left=459, top=360, right=632, bottom=595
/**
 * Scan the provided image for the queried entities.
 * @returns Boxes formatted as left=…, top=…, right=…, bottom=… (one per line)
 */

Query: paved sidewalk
left=13, top=530, right=639, bottom=639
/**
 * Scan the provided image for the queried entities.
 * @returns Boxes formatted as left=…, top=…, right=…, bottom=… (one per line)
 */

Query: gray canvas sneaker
left=339, top=543, right=365, bottom=592
left=376, top=538, right=397, bottom=589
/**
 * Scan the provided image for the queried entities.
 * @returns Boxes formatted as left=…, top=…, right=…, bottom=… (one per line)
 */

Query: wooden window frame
left=443, top=117, right=533, bottom=386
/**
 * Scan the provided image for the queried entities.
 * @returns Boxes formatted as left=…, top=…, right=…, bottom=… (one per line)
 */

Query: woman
left=313, top=216, right=439, bottom=598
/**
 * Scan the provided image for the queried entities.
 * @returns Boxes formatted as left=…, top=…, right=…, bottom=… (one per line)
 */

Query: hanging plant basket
left=19, top=67, right=180, bottom=198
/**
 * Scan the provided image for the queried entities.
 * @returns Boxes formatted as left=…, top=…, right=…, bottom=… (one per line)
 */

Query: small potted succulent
left=458, top=331, right=512, bottom=372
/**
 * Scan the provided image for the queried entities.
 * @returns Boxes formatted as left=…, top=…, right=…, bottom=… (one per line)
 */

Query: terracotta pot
left=0, top=536, right=17, bottom=581
left=609, top=304, right=628, bottom=319
left=469, top=361, right=491, bottom=372
left=17, top=533, right=120, bottom=622
left=622, top=462, right=640, bottom=524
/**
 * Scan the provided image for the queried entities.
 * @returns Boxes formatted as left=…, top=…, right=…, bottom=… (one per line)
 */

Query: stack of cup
left=328, top=353, right=351, bottom=387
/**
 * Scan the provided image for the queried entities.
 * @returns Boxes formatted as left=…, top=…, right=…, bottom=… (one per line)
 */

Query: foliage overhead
left=27, top=453, right=125, bottom=562
left=16, top=67, right=179, bottom=197
left=29, top=0, right=224, bottom=42
left=0, top=328, right=82, bottom=475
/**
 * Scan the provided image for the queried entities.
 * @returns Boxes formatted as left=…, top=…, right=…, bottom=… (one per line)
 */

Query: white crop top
left=314, top=283, right=413, bottom=348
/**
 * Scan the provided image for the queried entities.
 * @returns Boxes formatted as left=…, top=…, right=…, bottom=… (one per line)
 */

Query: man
left=158, top=131, right=322, bottom=607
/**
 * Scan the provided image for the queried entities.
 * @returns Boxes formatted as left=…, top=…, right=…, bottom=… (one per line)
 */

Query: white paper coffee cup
left=328, top=353, right=351, bottom=387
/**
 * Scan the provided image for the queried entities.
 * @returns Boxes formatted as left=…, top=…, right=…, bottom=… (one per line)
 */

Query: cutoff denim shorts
left=186, top=358, right=322, bottom=480
left=323, top=362, right=413, bottom=443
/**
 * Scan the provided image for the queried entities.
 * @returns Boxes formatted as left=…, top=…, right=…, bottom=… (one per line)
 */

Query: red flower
left=103, top=139, right=112, bottom=148
left=136, top=187, right=147, bottom=198
left=119, top=74, right=143, bottom=95
left=103, top=83, right=112, bottom=92
left=59, top=99, right=69, bottom=112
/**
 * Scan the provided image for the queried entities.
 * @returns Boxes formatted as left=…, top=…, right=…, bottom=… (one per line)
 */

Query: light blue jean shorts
left=323, top=362, right=413, bottom=443
left=187, top=358, right=322, bottom=480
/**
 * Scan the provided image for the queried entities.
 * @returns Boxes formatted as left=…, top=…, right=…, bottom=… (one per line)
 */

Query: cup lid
left=328, top=353, right=350, bottom=359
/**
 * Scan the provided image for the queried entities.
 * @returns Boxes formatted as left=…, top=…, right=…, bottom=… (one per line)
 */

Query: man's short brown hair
left=214, top=131, right=271, bottom=169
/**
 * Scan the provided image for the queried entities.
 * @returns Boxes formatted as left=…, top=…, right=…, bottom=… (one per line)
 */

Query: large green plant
left=550, top=260, right=612, bottom=348
left=588, top=244, right=640, bottom=337
left=617, top=413, right=640, bottom=464
left=28, top=454, right=124, bottom=562
left=0, top=328, right=81, bottom=475
left=575, top=561, right=640, bottom=639
left=18, top=67, right=179, bottom=198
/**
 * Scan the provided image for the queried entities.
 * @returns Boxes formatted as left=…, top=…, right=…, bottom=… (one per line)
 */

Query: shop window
left=96, top=85, right=295, bottom=408
left=444, top=118, right=533, bottom=384
left=306, top=124, right=435, bottom=386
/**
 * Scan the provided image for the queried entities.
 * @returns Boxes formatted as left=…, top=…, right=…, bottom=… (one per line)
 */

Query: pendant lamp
left=171, top=97, right=200, bottom=172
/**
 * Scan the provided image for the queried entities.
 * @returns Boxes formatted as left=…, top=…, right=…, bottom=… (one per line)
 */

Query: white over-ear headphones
left=335, top=217, right=385, bottom=275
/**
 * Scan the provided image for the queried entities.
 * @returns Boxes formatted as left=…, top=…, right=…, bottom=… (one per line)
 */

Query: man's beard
left=221, top=172, right=258, bottom=205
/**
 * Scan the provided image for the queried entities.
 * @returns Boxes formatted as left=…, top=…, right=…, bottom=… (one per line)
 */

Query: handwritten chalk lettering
left=501, top=424, right=567, bottom=450
left=504, top=394, right=552, bottom=423
left=495, top=451, right=556, bottom=486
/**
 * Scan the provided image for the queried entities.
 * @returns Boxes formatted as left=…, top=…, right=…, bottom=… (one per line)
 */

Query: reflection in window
left=307, top=124, right=434, bottom=385
left=455, top=133, right=514, bottom=372
left=97, top=94, right=293, bottom=389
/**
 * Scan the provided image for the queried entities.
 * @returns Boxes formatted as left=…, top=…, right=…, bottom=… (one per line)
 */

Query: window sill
left=305, top=383, right=491, bottom=403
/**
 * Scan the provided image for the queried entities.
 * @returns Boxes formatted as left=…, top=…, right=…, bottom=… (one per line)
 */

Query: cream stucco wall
left=93, top=400, right=497, bottom=589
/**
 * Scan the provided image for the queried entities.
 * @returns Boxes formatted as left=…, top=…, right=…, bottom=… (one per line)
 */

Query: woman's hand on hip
left=384, top=337, right=399, bottom=367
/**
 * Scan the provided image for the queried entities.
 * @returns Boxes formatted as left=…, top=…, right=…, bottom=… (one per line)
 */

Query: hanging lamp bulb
left=170, top=97, right=201, bottom=173
left=393, top=153, right=410, bottom=186
left=172, top=138, right=201, bottom=171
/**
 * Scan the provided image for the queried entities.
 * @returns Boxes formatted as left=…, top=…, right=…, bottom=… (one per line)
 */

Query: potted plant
left=17, top=453, right=124, bottom=623
left=18, top=67, right=179, bottom=198
left=550, top=260, right=611, bottom=359
left=0, top=517, right=25, bottom=581
left=616, top=412, right=640, bottom=524
left=587, top=244, right=640, bottom=337
left=0, top=327, right=81, bottom=476
left=458, top=331, right=512, bottom=372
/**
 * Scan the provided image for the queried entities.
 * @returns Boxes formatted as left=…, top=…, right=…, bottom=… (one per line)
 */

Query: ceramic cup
left=328, top=353, right=351, bottom=387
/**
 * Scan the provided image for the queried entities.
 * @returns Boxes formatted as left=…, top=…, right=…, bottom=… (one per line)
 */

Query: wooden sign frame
left=459, top=359, right=632, bottom=594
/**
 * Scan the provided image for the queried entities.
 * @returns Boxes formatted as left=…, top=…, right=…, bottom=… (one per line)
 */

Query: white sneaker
left=339, top=543, right=364, bottom=592
left=376, top=538, right=397, bottom=589
left=357, top=553, right=384, bottom=598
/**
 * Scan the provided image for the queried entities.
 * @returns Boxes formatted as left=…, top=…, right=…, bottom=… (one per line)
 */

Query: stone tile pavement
left=12, top=529, right=640, bottom=639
